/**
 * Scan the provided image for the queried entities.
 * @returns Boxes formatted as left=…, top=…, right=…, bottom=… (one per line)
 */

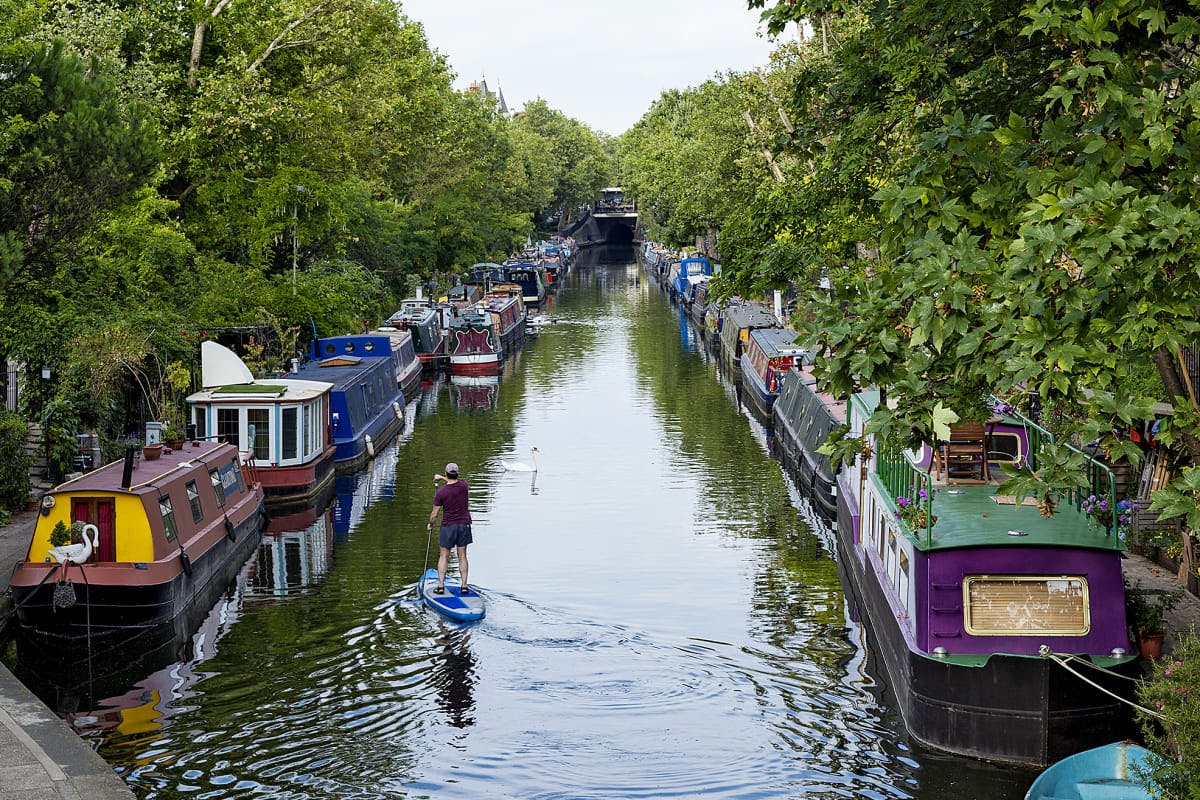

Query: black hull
left=834, top=492, right=1137, bottom=766
left=773, top=419, right=837, bottom=520
left=12, top=509, right=263, bottom=640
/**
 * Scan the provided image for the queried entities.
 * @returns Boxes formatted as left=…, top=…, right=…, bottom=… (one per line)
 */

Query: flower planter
left=143, top=444, right=163, bottom=461
left=1139, top=631, right=1166, bottom=660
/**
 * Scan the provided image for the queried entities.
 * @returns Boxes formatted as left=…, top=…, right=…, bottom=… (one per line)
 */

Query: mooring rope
left=1040, top=647, right=1165, bottom=720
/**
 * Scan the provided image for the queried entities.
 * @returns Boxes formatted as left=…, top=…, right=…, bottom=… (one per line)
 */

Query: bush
left=0, top=410, right=30, bottom=510
left=1137, top=627, right=1200, bottom=799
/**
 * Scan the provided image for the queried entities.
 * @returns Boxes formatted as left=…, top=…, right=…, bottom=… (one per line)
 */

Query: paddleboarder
left=429, top=462, right=473, bottom=596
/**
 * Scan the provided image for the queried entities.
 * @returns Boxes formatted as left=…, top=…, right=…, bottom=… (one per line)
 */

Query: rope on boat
left=1041, top=648, right=1164, bottom=720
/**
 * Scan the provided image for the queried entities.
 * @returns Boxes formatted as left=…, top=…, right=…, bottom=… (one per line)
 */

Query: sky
left=397, top=0, right=787, bottom=137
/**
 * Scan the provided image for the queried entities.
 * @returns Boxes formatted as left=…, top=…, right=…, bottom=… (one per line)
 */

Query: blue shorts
left=439, top=523, right=473, bottom=548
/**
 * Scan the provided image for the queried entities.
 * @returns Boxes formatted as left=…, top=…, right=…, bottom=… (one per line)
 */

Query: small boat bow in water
left=1025, top=741, right=1155, bottom=800
left=418, top=568, right=485, bottom=622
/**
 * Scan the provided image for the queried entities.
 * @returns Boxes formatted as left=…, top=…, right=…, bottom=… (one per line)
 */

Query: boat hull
left=11, top=503, right=263, bottom=639
left=834, top=488, right=1138, bottom=766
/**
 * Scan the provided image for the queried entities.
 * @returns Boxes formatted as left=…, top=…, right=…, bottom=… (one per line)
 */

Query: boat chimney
left=120, top=445, right=137, bottom=488
left=291, top=357, right=300, bottom=374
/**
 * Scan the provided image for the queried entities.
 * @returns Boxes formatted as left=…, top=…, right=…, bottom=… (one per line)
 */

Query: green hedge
left=0, top=410, right=30, bottom=510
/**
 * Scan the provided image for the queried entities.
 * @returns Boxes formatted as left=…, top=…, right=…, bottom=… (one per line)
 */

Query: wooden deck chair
left=937, top=422, right=988, bottom=483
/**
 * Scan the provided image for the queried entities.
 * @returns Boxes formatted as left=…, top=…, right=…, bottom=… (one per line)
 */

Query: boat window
left=193, top=408, right=207, bottom=440
left=363, top=341, right=374, bottom=352
left=987, top=431, right=1022, bottom=465
left=304, top=402, right=316, bottom=457
left=325, top=343, right=336, bottom=355
left=210, top=468, right=226, bottom=507
left=248, top=408, right=270, bottom=461
left=217, top=408, right=239, bottom=449
left=963, top=576, right=1090, bottom=636
left=232, top=460, right=246, bottom=493
left=282, top=407, right=298, bottom=460
left=159, top=495, right=179, bottom=542
left=186, top=480, right=203, bottom=522
left=218, top=460, right=242, bottom=498
left=345, top=341, right=356, bottom=354
left=898, top=551, right=911, bottom=611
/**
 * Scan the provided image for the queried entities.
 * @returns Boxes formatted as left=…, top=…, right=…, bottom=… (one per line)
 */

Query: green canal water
left=4, top=248, right=1038, bottom=798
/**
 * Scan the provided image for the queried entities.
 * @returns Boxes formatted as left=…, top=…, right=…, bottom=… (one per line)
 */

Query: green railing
left=875, top=395, right=1119, bottom=544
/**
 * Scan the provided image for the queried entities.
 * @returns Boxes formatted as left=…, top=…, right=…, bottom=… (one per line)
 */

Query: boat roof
left=294, top=352, right=396, bottom=390
left=52, top=440, right=239, bottom=496
left=749, top=327, right=807, bottom=356
left=187, top=378, right=331, bottom=403
left=724, top=304, right=779, bottom=329
left=848, top=391, right=1121, bottom=552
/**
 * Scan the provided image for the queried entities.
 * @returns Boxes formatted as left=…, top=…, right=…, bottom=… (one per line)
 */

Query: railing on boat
left=879, top=395, right=1118, bottom=546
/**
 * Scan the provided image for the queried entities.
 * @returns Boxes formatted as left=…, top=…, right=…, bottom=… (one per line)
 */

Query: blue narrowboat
left=305, top=334, right=407, bottom=470
left=669, top=256, right=712, bottom=304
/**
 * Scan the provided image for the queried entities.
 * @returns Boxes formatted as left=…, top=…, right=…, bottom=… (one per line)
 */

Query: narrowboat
left=740, top=327, right=810, bottom=423
left=386, top=299, right=447, bottom=370
left=836, top=391, right=1140, bottom=766
left=499, top=261, right=548, bottom=307
left=718, top=303, right=780, bottom=371
left=9, top=439, right=265, bottom=639
left=187, top=341, right=336, bottom=507
left=772, top=366, right=844, bottom=520
left=368, top=325, right=423, bottom=399
left=688, top=280, right=711, bottom=328
left=669, top=256, right=713, bottom=305
left=306, top=334, right=407, bottom=470
left=446, top=292, right=526, bottom=376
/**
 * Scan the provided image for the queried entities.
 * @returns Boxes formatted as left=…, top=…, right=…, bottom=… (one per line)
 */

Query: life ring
left=224, top=515, right=237, bottom=542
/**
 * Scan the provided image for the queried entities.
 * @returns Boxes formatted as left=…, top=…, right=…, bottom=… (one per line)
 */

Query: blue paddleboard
left=418, top=568, right=485, bottom=621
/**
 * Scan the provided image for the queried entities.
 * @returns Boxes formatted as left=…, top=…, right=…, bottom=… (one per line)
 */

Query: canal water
left=5, top=248, right=1038, bottom=798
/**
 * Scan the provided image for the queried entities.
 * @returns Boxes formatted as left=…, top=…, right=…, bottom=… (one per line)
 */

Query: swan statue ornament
left=502, top=447, right=539, bottom=472
left=49, top=523, right=99, bottom=564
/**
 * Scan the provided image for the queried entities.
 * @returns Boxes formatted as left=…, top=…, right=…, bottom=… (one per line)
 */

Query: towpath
left=0, top=510, right=134, bottom=800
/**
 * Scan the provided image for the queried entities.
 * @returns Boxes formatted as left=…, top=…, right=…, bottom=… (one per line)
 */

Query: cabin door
left=72, top=499, right=116, bottom=561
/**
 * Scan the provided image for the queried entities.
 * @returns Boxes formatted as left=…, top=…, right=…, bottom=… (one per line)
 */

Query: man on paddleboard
left=429, top=462, right=473, bottom=595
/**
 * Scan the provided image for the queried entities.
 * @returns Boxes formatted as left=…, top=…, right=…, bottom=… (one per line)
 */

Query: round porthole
left=363, top=341, right=375, bottom=352
left=324, top=343, right=336, bottom=355
left=345, top=342, right=356, bottom=353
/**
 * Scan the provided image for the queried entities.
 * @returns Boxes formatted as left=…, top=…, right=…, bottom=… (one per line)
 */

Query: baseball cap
left=445, top=462, right=459, bottom=476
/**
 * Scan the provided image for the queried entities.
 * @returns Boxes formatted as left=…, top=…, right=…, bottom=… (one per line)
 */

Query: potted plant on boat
left=1126, top=578, right=1181, bottom=660
left=163, top=424, right=185, bottom=450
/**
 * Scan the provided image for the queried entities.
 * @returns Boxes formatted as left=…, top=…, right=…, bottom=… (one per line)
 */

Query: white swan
left=502, top=447, right=539, bottom=472
left=49, top=523, right=99, bottom=564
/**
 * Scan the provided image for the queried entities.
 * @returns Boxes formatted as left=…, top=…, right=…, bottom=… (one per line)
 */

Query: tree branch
left=247, top=4, right=328, bottom=74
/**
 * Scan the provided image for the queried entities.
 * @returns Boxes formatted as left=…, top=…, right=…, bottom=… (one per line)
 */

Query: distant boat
left=386, top=299, right=447, bottom=370
left=739, top=328, right=810, bottom=424
left=1025, top=741, right=1155, bottom=799
left=771, top=366, right=844, bottom=520
left=446, top=292, right=526, bottom=376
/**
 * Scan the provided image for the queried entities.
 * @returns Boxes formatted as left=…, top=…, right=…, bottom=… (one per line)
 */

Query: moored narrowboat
left=306, top=334, right=407, bottom=469
left=836, top=391, right=1139, bottom=766
left=446, top=292, right=526, bottom=376
left=187, top=341, right=336, bottom=508
left=771, top=366, right=844, bottom=519
left=739, top=327, right=810, bottom=423
left=386, top=300, right=446, bottom=370
left=669, top=256, right=713, bottom=304
left=368, top=326, right=423, bottom=399
left=9, top=440, right=265, bottom=639
left=718, top=303, right=780, bottom=372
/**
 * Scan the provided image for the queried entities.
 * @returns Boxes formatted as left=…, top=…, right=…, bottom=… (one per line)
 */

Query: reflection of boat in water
left=11, top=562, right=251, bottom=729
left=9, top=440, right=264, bottom=641
left=332, top=439, right=401, bottom=540
left=248, top=484, right=337, bottom=601
left=450, top=374, right=499, bottom=412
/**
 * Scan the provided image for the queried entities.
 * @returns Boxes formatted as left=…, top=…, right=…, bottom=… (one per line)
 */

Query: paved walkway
left=0, top=510, right=134, bottom=800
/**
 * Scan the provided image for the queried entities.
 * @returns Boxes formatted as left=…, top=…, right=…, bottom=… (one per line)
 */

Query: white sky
left=398, top=0, right=786, bottom=136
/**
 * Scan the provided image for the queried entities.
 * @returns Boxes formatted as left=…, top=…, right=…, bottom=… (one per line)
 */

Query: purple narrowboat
left=836, top=390, right=1139, bottom=766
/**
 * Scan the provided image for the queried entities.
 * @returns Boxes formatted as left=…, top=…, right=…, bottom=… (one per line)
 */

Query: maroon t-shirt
left=434, top=480, right=471, bottom=525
